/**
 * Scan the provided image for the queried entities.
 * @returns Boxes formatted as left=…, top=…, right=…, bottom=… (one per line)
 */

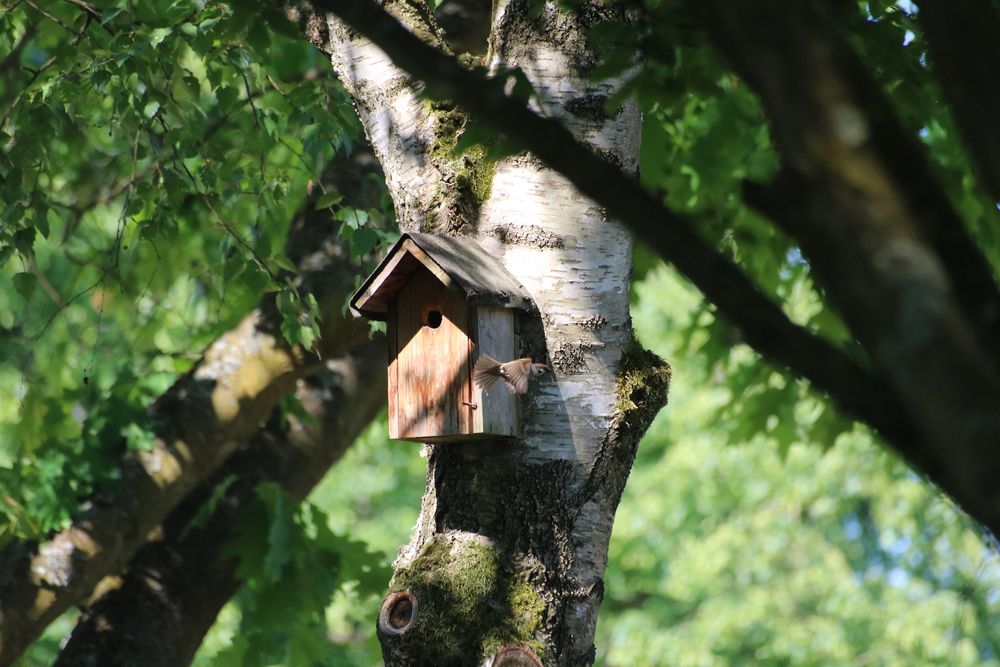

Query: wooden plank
left=387, top=304, right=399, bottom=439
left=351, top=249, right=420, bottom=313
left=471, top=307, right=519, bottom=437
left=394, top=268, right=471, bottom=440
left=352, top=241, right=463, bottom=318
left=401, top=239, right=456, bottom=290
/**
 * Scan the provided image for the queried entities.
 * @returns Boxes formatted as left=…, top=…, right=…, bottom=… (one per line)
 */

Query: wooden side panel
left=394, top=269, right=471, bottom=440
left=471, top=307, right=519, bottom=437
left=387, top=308, right=399, bottom=439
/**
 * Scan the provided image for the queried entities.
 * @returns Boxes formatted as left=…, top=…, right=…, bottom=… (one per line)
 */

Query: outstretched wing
left=474, top=354, right=502, bottom=392
left=503, top=359, right=531, bottom=394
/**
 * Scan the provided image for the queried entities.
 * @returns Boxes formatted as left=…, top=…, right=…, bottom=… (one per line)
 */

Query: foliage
left=4, top=0, right=1000, bottom=664
left=595, top=266, right=1000, bottom=666
left=192, top=264, right=1000, bottom=667
left=0, top=0, right=377, bottom=542
left=205, top=482, right=390, bottom=667
left=195, top=417, right=426, bottom=667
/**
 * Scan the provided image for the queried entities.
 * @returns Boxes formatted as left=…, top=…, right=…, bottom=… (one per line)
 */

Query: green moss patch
left=427, top=101, right=497, bottom=207
left=386, top=534, right=546, bottom=664
left=615, top=334, right=672, bottom=424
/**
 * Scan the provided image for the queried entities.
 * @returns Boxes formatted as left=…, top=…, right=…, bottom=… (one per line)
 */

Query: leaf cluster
left=211, top=482, right=390, bottom=667
left=0, top=0, right=373, bottom=541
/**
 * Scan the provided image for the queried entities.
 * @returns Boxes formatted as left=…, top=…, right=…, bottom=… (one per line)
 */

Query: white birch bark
left=299, top=1, right=670, bottom=663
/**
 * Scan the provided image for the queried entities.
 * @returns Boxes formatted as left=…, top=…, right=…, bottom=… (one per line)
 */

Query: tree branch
left=917, top=0, right=1000, bottom=206
left=697, top=0, right=1000, bottom=532
left=53, top=342, right=386, bottom=667
left=304, top=1, right=917, bottom=459
left=701, top=0, right=1000, bottom=358
left=0, top=148, right=385, bottom=665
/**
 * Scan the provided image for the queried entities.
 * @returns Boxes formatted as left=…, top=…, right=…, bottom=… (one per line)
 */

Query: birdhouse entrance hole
left=426, top=309, right=443, bottom=329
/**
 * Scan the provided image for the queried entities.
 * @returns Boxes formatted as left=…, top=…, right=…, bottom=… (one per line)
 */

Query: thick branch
left=918, top=0, right=1000, bottom=206
left=0, top=149, right=383, bottom=665
left=305, top=1, right=916, bottom=462
left=53, top=342, right=386, bottom=667
left=702, top=1, right=1000, bottom=355
left=698, top=1, right=1000, bottom=531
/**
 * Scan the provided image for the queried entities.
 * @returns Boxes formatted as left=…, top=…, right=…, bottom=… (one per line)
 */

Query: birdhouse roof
left=350, top=233, right=534, bottom=320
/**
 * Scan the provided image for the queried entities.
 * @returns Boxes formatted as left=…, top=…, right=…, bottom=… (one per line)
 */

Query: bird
left=474, top=354, right=548, bottom=394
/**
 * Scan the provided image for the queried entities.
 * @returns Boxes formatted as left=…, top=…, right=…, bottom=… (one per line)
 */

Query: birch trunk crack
left=299, top=1, right=670, bottom=664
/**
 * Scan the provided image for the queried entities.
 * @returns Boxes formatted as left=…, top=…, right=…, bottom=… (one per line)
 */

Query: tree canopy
left=2, top=0, right=1000, bottom=665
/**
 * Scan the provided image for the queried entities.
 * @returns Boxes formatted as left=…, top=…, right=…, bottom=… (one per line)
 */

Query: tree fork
left=304, top=0, right=1000, bottom=541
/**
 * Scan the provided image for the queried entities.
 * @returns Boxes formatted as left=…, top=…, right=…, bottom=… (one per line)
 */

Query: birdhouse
left=350, top=233, right=534, bottom=443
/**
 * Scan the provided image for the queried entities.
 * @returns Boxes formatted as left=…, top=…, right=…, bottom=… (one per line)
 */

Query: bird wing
left=503, top=359, right=531, bottom=394
left=474, top=354, right=502, bottom=391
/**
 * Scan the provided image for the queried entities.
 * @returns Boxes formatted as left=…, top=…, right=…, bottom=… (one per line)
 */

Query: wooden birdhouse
left=350, top=233, right=534, bottom=443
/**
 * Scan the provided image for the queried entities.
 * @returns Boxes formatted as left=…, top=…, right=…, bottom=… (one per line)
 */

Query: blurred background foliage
left=4, top=0, right=1000, bottom=664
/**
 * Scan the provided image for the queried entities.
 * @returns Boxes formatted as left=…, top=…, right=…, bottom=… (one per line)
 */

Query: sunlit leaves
left=276, top=288, right=321, bottom=351
left=0, top=0, right=363, bottom=541
left=598, top=265, right=1000, bottom=666
left=216, top=482, right=392, bottom=667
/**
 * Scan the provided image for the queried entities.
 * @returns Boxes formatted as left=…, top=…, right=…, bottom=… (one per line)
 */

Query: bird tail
left=474, top=353, right=502, bottom=391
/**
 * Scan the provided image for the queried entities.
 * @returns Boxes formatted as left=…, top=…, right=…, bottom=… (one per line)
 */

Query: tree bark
left=53, top=342, right=385, bottom=667
left=291, top=1, right=670, bottom=663
left=50, top=147, right=389, bottom=666
left=0, top=149, right=382, bottom=666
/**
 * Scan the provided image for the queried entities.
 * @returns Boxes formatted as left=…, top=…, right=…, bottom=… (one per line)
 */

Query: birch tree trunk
left=291, top=1, right=670, bottom=663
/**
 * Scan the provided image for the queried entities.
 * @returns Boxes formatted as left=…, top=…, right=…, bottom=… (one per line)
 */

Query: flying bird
left=474, top=354, right=548, bottom=395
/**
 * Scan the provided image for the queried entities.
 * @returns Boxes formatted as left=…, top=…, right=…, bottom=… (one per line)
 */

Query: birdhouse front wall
left=388, top=268, right=473, bottom=441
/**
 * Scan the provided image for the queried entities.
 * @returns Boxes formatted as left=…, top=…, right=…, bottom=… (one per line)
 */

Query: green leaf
left=262, top=485, right=293, bottom=581
left=149, top=27, right=173, bottom=47
left=335, top=207, right=368, bottom=229
left=12, top=272, right=36, bottom=300
left=314, top=190, right=343, bottom=210
left=121, top=422, right=157, bottom=452
left=246, top=20, right=270, bottom=53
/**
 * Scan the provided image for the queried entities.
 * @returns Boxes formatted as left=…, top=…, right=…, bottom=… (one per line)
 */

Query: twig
left=0, top=24, right=35, bottom=77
